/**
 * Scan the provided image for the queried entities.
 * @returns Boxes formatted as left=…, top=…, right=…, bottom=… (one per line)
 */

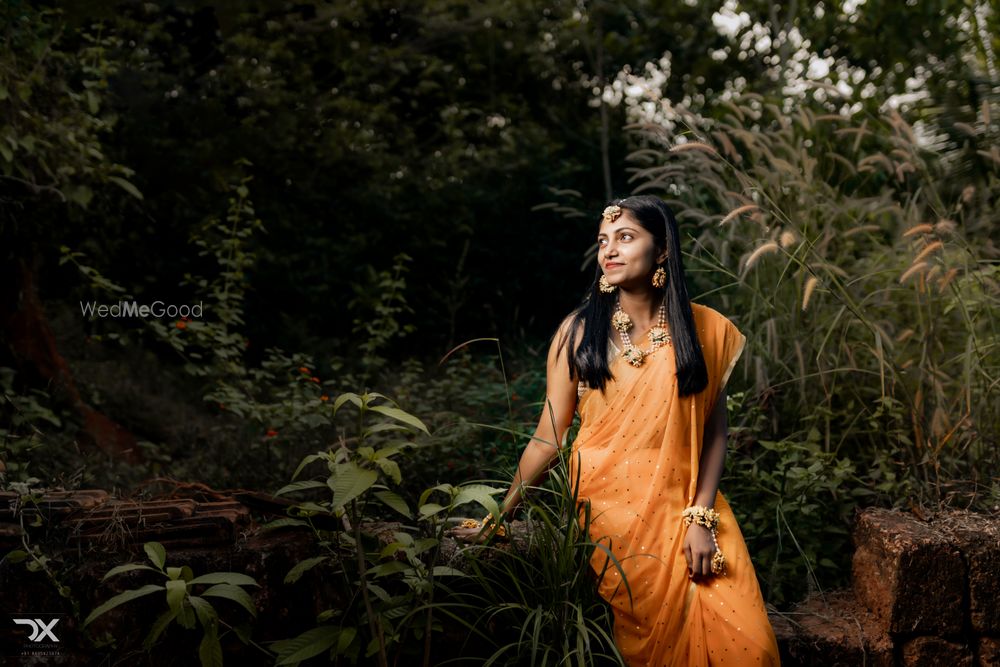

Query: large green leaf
left=274, top=479, right=328, bottom=496
left=367, top=404, right=429, bottom=434
left=83, top=584, right=164, bottom=627
left=165, top=579, right=186, bottom=617
left=330, top=462, right=378, bottom=511
left=144, top=542, right=166, bottom=570
left=284, top=556, right=328, bottom=584
left=102, top=563, right=161, bottom=581
left=142, top=608, right=178, bottom=650
left=373, top=490, right=411, bottom=519
left=273, top=626, right=342, bottom=666
left=187, top=572, right=259, bottom=587
left=201, top=583, right=257, bottom=617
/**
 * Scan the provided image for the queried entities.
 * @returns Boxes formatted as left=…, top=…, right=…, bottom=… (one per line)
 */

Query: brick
left=978, top=636, right=1000, bottom=667
left=901, top=636, right=973, bottom=667
left=935, top=510, right=1000, bottom=634
left=775, top=591, right=893, bottom=667
left=852, top=508, right=964, bottom=635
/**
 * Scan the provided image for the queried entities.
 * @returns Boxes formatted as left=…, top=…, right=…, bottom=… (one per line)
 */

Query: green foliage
left=83, top=540, right=261, bottom=665
left=268, top=389, right=508, bottom=666
left=0, top=367, right=63, bottom=484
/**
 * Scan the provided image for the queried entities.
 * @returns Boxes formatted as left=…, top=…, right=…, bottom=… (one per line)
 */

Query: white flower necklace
left=612, top=298, right=671, bottom=367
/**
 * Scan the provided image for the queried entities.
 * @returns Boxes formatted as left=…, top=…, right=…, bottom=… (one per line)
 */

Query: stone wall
left=773, top=508, right=1000, bottom=666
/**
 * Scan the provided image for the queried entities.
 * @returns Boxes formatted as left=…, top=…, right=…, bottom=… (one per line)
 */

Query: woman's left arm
left=693, top=386, right=728, bottom=509
left=683, top=387, right=729, bottom=578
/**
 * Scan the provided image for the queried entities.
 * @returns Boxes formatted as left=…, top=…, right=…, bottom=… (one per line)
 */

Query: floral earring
left=652, top=263, right=667, bottom=289
left=599, top=274, right=617, bottom=293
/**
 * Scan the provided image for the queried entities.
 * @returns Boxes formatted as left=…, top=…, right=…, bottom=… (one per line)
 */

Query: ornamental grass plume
left=718, top=203, right=759, bottom=225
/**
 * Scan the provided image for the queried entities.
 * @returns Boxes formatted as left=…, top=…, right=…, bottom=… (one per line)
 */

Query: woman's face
left=597, top=210, right=667, bottom=290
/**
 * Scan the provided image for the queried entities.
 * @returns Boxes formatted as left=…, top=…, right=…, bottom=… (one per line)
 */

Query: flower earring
left=599, top=274, right=617, bottom=293
left=652, top=264, right=667, bottom=289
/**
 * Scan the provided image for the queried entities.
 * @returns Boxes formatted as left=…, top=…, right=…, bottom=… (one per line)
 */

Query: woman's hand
left=683, top=523, right=717, bottom=579
left=445, top=522, right=492, bottom=544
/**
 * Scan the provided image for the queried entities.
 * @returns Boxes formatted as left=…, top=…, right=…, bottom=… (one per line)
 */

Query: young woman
left=451, top=195, right=780, bottom=666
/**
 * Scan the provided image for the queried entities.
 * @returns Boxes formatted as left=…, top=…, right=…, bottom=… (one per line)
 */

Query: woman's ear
left=657, top=247, right=669, bottom=265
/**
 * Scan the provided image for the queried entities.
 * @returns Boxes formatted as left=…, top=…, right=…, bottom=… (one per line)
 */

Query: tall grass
left=618, top=92, right=1000, bottom=602
left=438, top=427, right=627, bottom=667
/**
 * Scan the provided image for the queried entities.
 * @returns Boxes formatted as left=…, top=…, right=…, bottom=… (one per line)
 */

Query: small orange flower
left=298, top=366, right=310, bottom=374
left=218, top=403, right=226, bottom=410
left=175, top=320, right=187, bottom=330
left=310, top=376, right=320, bottom=383
left=265, top=428, right=278, bottom=438
left=320, top=395, right=329, bottom=402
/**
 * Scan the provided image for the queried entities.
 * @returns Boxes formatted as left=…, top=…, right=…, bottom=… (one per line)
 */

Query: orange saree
left=570, top=303, right=780, bottom=667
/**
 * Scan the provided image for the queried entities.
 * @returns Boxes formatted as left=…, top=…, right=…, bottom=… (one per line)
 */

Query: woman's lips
left=605, top=263, right=623, bottom=269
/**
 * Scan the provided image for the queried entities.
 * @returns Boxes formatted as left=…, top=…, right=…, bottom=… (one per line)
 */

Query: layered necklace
left=612, top=298, right=671, bottom=367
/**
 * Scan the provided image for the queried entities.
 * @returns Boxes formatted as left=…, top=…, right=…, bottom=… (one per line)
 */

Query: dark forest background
left=2, top=1, right=998, bottom=664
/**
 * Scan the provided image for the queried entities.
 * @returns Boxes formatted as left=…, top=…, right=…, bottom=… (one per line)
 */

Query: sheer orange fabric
left=570, top=303, right=780, bottom=666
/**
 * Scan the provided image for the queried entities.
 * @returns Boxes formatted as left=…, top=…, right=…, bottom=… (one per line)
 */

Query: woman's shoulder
left=689, top=302, right=741, bottom=336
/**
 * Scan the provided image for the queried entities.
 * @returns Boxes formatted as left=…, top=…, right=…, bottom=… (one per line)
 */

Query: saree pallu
left=570, top=303, right=780, bottom=667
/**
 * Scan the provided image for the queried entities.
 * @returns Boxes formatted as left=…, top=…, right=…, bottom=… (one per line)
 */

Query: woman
left=452, top=195, right=780, bottom=666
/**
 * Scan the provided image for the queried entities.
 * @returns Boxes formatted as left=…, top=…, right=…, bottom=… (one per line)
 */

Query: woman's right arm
left=498, top=317, right=581, bottom=518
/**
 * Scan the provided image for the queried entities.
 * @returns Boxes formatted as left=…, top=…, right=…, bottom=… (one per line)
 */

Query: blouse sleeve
left=703, top=313, right=747, bottom=419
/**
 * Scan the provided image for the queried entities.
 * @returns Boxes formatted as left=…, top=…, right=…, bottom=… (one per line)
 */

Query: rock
left=934, top=510, right=1000, bottom=635
left=900, top=636, right=973, bottom=666
left=852, top=508, right=965, bottom=636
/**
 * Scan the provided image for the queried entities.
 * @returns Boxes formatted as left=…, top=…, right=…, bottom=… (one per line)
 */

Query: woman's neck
left=617, top=289, right=664, bottom=329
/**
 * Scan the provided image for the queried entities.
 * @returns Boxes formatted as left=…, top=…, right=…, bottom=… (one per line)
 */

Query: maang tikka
left=599, top=204, right=624, bottom=293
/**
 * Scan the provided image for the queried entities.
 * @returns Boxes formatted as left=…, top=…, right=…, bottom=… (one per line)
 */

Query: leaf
left=188, top=572, right=259, bottom=587
left=367, top=404, right=429, bottom=434
left=3, top=550, right=28, bottom=564
left=431, top=566, right=465, bottom=577
left=258, top=518, right=311, bottom=532
left=102, top=563, right=161, bottom=581
left=291, top=453, right=324, bottom=481
left=108, top=176, right=144, bottom=201
left=83, top=584, right=164, bottom=627
left=145, top=542, right=166, bottom=570
left=374, top=490, right=412, bottom=519
left=330, top=463, right=378, bottom=511
left=142, top=608, right=178, bottom=650
left=284, top=556, right=328, bottom=584
left=273, top=626, right=342, bottom=665
left=199, top=623, right=223, bottom=667
left=274, top=479, right=328, bottom=496
left=375, top=458, right=402, bottom=485
left=188, top=596, right=219, bottom=631
left=362, top=423, right=411, bottom=438
left=332, top=392, right=362, bottom=416
left=201, top=584, right=257, bottom=617
left=166, top=579, right=186, bottom=617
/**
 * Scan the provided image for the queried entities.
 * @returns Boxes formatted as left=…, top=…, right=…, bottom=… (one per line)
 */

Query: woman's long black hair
left=557, top=195, right=708, bottom=397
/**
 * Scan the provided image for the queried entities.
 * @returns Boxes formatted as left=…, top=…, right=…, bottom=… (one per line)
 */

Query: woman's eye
left=621, top=233, right=632, bottom=241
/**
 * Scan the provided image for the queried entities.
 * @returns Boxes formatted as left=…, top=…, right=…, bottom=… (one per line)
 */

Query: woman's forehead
left=599, top=210, right=644, bottom=234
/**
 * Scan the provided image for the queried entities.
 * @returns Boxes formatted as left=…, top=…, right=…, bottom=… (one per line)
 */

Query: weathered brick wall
left=773, top=508, right=1000, bottom=667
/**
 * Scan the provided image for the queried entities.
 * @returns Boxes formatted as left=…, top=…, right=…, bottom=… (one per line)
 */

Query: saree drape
left=570, top=303, right=780, bottom=667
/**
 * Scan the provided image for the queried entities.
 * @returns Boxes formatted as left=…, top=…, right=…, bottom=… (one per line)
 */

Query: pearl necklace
left=612, top=299, right=671, bottom=367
